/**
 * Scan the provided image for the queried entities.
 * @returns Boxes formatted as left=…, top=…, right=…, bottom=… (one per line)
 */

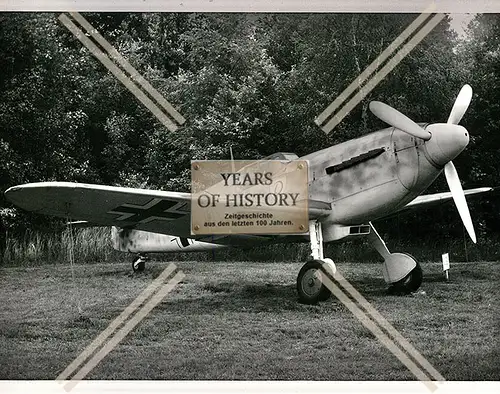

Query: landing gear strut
left=367, top=223, right=423, bottom=294
left=296, top=221, right=336, bottom=304
left=132, top=254, right=148, bottom=273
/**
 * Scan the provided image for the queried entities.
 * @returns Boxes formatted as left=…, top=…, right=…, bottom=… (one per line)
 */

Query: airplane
left=4, top=84, right=497, bottom=304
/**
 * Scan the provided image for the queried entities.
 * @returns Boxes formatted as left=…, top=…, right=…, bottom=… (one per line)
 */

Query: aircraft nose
left=423, top=123, right=470, bottom=167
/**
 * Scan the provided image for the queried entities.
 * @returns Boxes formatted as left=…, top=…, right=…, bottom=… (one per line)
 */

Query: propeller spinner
left=369, top=84, right=477, bottom=243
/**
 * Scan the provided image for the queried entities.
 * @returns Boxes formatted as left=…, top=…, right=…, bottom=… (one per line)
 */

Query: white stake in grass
left=442, top=253, right=450, bottom=281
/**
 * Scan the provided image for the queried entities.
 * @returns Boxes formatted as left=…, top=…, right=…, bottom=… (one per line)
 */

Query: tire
left=132, top=257, right=146, bottom=273
left=297, top=260, right=332, bottom=304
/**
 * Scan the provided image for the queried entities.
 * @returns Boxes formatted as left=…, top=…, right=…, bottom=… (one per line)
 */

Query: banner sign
left=191, top=160, right=309, bottom=235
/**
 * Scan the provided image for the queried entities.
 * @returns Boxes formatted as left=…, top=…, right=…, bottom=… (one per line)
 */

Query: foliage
left=458, top=14, right=500, bottom=232
left=0, top=13, right=498, bottom=261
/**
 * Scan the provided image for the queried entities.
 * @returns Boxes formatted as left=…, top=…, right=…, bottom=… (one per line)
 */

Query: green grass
left=0, top=259, right=498, bottom=380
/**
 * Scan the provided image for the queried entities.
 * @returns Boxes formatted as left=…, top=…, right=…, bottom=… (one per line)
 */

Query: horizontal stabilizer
left=66, top=220, right=107, bottom=228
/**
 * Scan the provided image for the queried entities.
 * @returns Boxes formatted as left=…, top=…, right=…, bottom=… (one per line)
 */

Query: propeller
left=444, top=161, right=476, bottom=243
left=369, top=84, right=477, bottom=243
left=444, top=84, right=476, bottom=243
left=447, top=84, right=473, bottom=125
left=369, top=101, right=431, bottom=140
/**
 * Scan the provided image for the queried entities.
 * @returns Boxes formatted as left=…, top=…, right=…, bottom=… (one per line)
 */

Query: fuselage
left=302, top=125, right=443, bottom=225
left=112, top=122, right=470, bottom=252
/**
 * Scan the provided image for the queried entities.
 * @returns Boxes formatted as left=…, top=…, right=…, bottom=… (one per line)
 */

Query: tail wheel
left=388, top=257, right=423, bottom=295
left=132, top=256, right=146, bottom=272
left=297, top=260, right=333, bottom=304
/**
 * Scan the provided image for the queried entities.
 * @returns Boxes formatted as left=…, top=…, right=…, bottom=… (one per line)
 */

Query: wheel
left=387, top=260, right=423, bottom=295
left=132, top=256, right=146, bottom=272
left=296, top=260, right=333, bottom=304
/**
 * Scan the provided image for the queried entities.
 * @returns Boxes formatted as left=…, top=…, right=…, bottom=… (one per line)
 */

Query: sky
left=449, top=13, right=476, bottom=38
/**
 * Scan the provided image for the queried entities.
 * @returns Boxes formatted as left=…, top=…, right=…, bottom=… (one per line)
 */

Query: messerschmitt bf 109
left=5, top=84, right=496, bottom=304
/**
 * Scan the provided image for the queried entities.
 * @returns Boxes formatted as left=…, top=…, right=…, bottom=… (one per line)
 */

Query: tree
left=458, top=14, right=500, bottom=233
left=2, top=11, right=494, bottom=244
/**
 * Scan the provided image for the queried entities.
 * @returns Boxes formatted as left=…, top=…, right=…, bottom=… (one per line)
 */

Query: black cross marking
left=109, top=199, right=185, bottom=223
left=171, top=237, right=191, bottom=248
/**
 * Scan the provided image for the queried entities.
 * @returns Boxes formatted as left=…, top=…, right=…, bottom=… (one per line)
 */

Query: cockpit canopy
left=262, top=152, right=299, bottom=161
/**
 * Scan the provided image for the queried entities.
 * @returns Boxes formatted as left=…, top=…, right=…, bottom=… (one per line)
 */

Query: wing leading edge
left=5, top=182, right=331, bottom=238
left=392, top=187, right=497, bottom=217
left=5, top=182, right=192, bottom=236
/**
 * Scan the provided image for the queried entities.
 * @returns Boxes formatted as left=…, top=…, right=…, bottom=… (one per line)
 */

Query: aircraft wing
left=5, top=182, right=194, bottom=236
left=5, top=182, right=330, bottom=239
left=393, top=187, right=498, bottom=216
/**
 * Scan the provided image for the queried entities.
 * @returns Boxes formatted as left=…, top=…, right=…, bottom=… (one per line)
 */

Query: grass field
left=0, top=259, right=498, bottom=381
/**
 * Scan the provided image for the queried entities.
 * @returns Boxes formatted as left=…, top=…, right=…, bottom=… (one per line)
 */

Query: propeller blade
left=444, top=161, right=477, bottom=243
left=369, top=101, right=431, bottom=140
left=447, top=84, right=473, bottom=125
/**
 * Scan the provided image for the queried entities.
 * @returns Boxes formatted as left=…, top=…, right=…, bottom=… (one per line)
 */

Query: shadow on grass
left=158, top=275, right=398, bottom=316
left=342, top=276, right=388, bottom=297
left=169, top=282, right=302, bottom=313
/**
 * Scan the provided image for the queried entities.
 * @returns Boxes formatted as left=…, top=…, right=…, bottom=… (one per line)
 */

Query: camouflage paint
left=112, top=227, right=227, bottom=253
left=112, top=124, right=456, bottom=251
left=303, top=125, right=443, bottom=225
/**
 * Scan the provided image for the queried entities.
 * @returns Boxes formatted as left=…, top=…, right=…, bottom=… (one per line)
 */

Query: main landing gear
left=367, top=223, right=423, bottom=295
left=296, top=221, right=423, bottom=304
left=132, top=254, right=148, bottom=273
left=296, top=221, right=336, bottom=304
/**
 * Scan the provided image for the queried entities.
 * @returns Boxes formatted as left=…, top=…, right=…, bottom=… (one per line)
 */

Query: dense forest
left=0, top=13, right=499, bottom=262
